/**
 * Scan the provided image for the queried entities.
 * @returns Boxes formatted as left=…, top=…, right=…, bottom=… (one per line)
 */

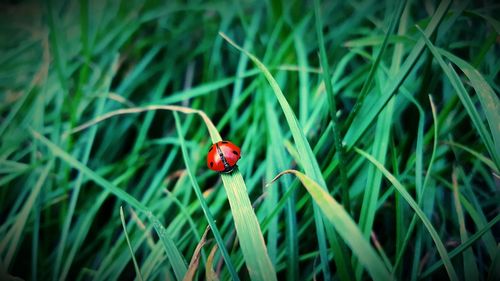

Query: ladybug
left=207, top=141, right=241, bottom=173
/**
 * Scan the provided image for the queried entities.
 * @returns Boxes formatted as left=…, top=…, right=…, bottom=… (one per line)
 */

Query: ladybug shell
left=207, top=141, right=241, bottom=173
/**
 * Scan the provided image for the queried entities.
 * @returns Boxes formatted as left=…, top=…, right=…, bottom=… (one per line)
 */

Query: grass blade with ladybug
left=207, top=141, right=241, bottom=173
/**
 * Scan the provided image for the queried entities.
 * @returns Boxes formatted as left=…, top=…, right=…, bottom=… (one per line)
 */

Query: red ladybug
left=207, top=141, right=241, bottom=173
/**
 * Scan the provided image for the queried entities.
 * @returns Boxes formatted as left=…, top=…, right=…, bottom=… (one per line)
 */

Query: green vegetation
left=1, top=0, right=498, bottom=280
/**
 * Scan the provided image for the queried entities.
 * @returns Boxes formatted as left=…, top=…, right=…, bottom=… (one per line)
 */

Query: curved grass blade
left=62, top=103, right=275, bottom=280
left=183, top=226, right=211, bottom=281
left=415, top=25, right=498, bottom=169
left=438, top=48, right=500, bottom=169
left=393, top=94, right=439, bottom=273
left=31, top=130, right=146, bottom=211
left=176, top=113, right=277, bottom=281
left=220, top=31, right=337, bottom=280
left=466, top=10, right=500, bottom=34
left=354, top=147, right=458, bottom=281
left=205, top=244, right=220, bottom=281
left=268, top=170, right=392, bottom=281
left=443, top=141, right=498, bottom=173
left=65, top=105, right=221, bottom=141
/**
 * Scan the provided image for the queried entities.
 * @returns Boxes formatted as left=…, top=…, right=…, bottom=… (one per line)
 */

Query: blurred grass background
left=0, top=0, right=499, bottom=280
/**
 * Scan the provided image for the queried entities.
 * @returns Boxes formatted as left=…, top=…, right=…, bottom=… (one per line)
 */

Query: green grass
left=1, top=0, right=499, bottom=280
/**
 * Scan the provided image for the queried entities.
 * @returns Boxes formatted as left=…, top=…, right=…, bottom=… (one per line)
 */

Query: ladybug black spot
left=210, top=162, right=214, bottom=167
left=232, top=150, right=239, bottom=155
left=221, top=141, right=228, bottom=144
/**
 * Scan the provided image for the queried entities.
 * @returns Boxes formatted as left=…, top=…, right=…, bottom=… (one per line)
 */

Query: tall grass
left=1, top=0, right=498, bottom=280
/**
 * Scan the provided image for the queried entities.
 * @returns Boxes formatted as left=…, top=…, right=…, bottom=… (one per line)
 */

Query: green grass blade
left=0, top=87, right=33, bottom=137
left=220, top=31, right=336, bottom=281
left=293, top=28, right=310, bottom=126
left=354, top=147, right=458, bottom=281
left=147, top=212, right=188, bottom=281
left=176, top=106, right=276, bottom=280
left=421, top=213, right=500, bottom=278
left=314, top=0, right=350, bottom=214
left=115, top=46, right=161, bottom=96
left=31, top=129, right=191, bottom=280
left=3, top=1, right=496, bottom=280
left=264, top=102, right=299, bottom=281
left=120, top=207, right=144, bottom=281
left=31, top=130, right=146, bottom=211
left=218, top=33, right=319, bottom=179
left=230, top=12, right=260, bottom=122
left=392, top=94, right=440, bottom=274
left=55, top=55, right=119, bottom=281
left=345, top=0, right=406, bottom=128
left=158, top=72, right=259, bottom=105
left=356, top=95, right=395, bottom=279
left=57, top=102, right=274, bottom=280
left=269, top=170, right=391, bottom=281
left=457, top=180, right=498, bottom=259
left=443, top=141, right=498, bottom=173
left=62, top=191, right=111, bottom=281
left=1, top=162, right=51, bottom=269
left=415, top=25, right=497, bottom=169
left=314, top=1, right=356, bottom=280
left=173, top=112, right=240, bottom=281
left=486, top=245, right=500, bottom=281
left=356, top=4, right=409, bottom=276
left=220, top=170, right=277, bottom=281
left=467, top=10, right=500, bottom=34
left=451, top=170, right=478, bottom=281
left=343, top=0, right=451, bottom=148
left=438, top=48, right=500, bottom=169
left=172, top=107, right=276, bottom=280
left=45, top=0, right=68, bottom=92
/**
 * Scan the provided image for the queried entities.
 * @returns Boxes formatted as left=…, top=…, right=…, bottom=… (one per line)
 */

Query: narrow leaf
left=355, top=147, right=459, bottom=281
left=147, top=212, right=188, bottom=281
left=120, top=207, right=144, bottom=281
left=269, top=170, right=392, bottom=281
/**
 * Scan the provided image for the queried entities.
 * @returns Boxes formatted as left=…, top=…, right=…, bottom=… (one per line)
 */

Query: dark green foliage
left=0, top=0, right=498, bottom=280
